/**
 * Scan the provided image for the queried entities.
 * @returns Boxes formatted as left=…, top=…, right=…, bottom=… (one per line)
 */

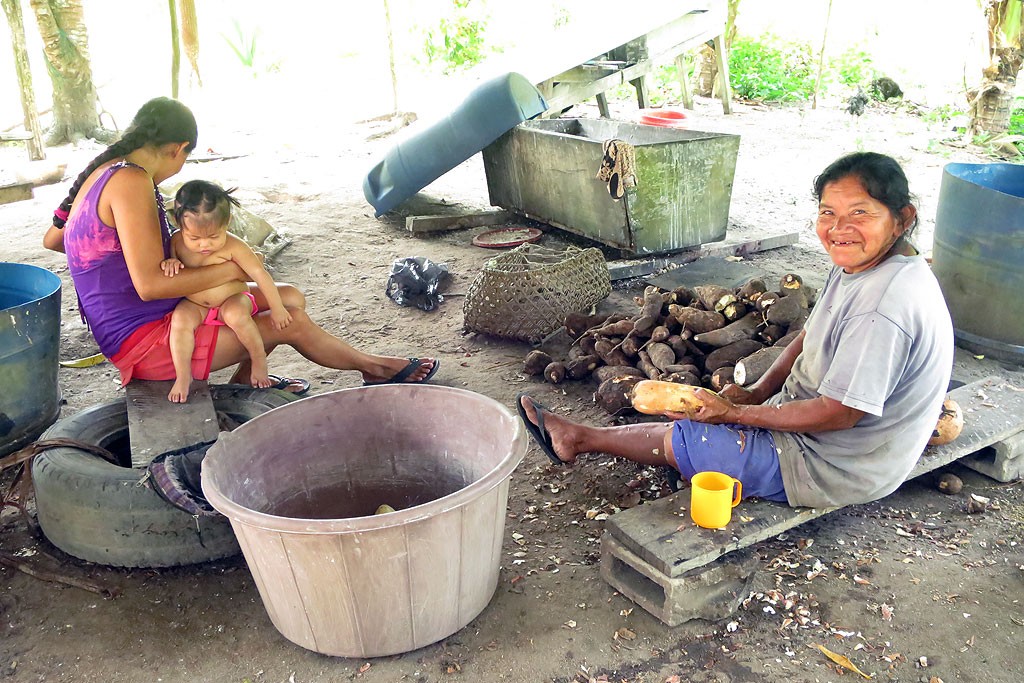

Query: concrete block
left=960, top=431, right=1024, bottom=482
left=600, top=532, right=757, bottom=627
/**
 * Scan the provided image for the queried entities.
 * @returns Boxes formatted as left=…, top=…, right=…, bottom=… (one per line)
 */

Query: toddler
left=161, top=180, right=291, bottom=402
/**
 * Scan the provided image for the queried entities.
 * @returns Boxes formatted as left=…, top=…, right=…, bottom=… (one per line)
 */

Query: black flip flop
left=363, top=358, right=440, bottom=386
left=267, top=375, right=310, bottom=395
left=515, top=392, right=565, bottom=467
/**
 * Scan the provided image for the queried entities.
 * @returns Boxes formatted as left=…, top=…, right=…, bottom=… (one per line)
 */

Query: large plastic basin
left=201, top=384, right=527, bottom=657
left=0, top=262, right=62, bottom=456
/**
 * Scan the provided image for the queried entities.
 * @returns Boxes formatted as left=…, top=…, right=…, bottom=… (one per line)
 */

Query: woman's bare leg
left=168, top=301, right=205, bottom=403
left=209, top=306, right=436, bottom=382
left=518, top=395, right=677, bottom=468
left=218, top=293, right=271, bottom=388
left=230, top=283, right=304, bottom=383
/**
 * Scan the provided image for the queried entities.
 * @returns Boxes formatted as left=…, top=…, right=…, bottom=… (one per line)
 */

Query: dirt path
left=2, top=95, right=1023, bottom=683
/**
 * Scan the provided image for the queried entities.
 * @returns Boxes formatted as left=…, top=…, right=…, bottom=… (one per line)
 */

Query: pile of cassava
left=522, top=274, right=814, bottom=415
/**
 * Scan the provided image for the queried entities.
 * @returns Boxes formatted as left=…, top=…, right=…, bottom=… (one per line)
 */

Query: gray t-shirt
left=770, top=256, right=954, bottom=508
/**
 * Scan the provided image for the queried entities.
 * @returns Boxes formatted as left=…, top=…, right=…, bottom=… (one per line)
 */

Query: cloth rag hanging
left=595, top=138, right=637, bottom=200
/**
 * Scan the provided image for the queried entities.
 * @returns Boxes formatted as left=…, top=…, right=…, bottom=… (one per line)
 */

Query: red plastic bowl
left=638, top=109, right=688, bottom=128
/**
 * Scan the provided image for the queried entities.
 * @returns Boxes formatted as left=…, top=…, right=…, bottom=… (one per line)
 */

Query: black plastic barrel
left=0, top=263, right=62, bottom=456
left=932, top=163, right=1024, bottom=364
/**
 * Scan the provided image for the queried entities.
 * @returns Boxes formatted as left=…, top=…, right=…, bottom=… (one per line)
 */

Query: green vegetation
left=421, top=0, right=494, bottom=73
left=728, top=34, right=817, bottom=102
left=1008, top=97, right=1024, bottom=136
left=831, top=46, right=875, bottom=89
left=223, top=20, right=257, bottom=69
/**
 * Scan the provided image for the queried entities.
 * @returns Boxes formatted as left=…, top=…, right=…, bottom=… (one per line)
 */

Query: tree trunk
left=695, top=43, right=717, bottom=97
left=28, top=0, right=102, bottom=145
left=179, top=0, right=201, bottom=87
left=383, top=0, right=398, bottom=114
left=1, top=0, right=46, bottom=159
left=694, top=0, right=740, bottom=98
left=168, top=0, right=179, bottom=98
left=969, top=78, right=1016, bottom=134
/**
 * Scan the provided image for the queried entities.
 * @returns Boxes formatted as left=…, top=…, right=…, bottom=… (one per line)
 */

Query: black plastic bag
left=385, top=256, right=449, bottom=312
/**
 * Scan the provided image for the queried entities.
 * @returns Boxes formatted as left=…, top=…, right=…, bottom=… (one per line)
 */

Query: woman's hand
left=664, top=388, right=737, bottom=424
left=719, top=382, right=761, bottom=405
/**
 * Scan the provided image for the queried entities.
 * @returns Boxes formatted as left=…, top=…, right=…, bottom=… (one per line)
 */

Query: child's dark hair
left=52, top=97, right=198, bottom=228
left=813, top=151, right=919, bottom=235
left=173, top=180, right=241, bottom=229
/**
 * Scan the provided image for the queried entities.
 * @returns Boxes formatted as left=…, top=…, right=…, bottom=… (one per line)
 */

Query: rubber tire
left=32, top=385, right=297, bottom=568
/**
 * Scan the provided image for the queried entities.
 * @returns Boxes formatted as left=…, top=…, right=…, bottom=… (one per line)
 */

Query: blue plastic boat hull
left=363, top=72, right=546, bottom=217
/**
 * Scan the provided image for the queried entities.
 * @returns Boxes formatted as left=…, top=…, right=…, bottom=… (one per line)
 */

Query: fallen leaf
left=358, top=662, right=371, bottom=673
left=564, top=620, right=577, bottom=628
left=814, top=644, right=873, bottom=679
left=853, top=574, right=871, bottom=585
left=881, top=603, right=894, bottom=621
left=615, top=627, right=636, bottom=640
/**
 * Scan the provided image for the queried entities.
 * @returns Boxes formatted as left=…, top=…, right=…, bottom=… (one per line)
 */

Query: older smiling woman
left=517, top=152, right=954, bottom=509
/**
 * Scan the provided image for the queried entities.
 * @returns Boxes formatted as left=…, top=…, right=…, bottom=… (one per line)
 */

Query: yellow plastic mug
left=690, top=471, right=742, bottom=529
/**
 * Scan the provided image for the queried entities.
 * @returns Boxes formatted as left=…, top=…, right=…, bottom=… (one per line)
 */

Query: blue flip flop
left=363, top=358, right=440, bottom=386
left=515, top=392, right=565, bottom=467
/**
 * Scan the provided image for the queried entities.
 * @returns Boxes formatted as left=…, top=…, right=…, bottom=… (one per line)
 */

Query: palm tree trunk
left=1, top=0, right=46, bottom=159
left=969, top=78, right=1016, bottom=134
left=27, top=0, right=101, bottom=144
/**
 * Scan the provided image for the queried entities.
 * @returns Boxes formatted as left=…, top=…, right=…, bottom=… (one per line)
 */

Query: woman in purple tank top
left=44, top=97, right=439, bottom=391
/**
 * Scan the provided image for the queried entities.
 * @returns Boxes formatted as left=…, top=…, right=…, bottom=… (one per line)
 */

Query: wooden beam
left=606, top=231, right=801, bottom=281
left=712, top=34, right=733, bottom=114
left=675, top=53, right=694, bottom=110
left=405, top=210, right=510, bottom=233
left=126, top=380, right=220, bottom=468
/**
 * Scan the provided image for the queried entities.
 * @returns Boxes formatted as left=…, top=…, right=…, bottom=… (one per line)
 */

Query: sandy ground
left=2, top=94, right=1024, bottom=683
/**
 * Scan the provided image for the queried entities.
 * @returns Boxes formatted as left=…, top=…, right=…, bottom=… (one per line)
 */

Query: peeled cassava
left=928, top=398, right=964, bottom=446
left=630, top=379, right=708, bottom=416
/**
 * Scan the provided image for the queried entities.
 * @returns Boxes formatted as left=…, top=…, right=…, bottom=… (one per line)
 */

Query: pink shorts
left=110, top=311, right=219, bottom=386
left=203, top=290, right=258, bottom=326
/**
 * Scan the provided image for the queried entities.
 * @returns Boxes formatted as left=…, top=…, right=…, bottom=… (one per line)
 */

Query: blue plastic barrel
left=363, top=72, right=547, bottom=217
left=932, top=163, right=1024, bottom=364
left=0, top=263, right=62, bottom=456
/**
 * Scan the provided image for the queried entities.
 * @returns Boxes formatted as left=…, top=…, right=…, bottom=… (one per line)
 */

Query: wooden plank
left=0, top=182, right=32, bottom=205
left=539, top=15, right=723, bottom=114
left=126, top=380, right=220, bottom=468
left=405, top=210, right=510, bottom=233
left=604, top=376, right=1024, bottom=578
left=606, top=231, right=800, bottom=281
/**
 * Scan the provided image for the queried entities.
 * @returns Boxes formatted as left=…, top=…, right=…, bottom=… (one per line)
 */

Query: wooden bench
left=125, top=380, right=220, bottom=468
left=0, top=181, right=32, bottom=205
left=600, top=375, right=1024, bottom=626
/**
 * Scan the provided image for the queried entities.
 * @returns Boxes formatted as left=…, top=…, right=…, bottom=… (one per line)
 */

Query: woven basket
left=463, top=244, right=610, bottom=343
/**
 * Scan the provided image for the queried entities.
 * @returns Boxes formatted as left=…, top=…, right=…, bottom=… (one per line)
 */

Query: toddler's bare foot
left=168, top=379, right=191, bottom=403
left=251, top=358, right=272, bottom=388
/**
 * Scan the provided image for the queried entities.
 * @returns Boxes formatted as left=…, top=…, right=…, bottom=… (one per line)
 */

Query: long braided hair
left=52, top=97, right=198, bottom=228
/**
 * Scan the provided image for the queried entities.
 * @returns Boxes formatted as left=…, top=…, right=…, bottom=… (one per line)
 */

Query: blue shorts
left=671, top=420, right=788, bottom=502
